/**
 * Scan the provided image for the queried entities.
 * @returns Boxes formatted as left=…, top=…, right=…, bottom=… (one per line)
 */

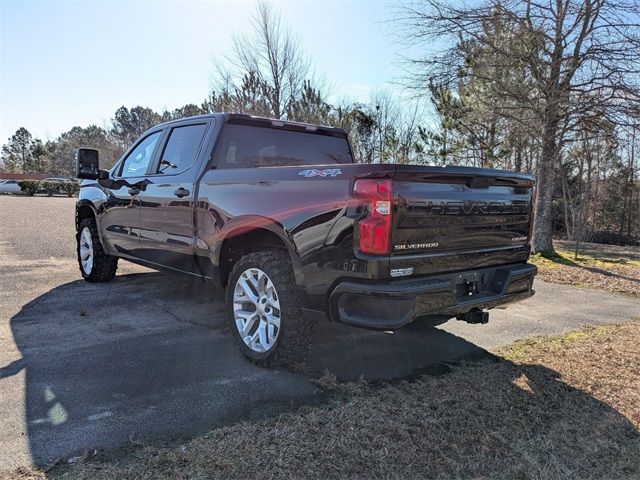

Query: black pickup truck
left=75, top=113, right=537, bottom=365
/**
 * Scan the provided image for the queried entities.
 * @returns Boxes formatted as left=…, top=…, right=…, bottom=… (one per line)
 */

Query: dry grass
left=10, top=321, right=640, bottom=480
left=531, top=241, right=640, bottom=297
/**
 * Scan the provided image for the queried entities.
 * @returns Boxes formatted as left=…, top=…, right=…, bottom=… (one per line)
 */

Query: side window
left=119, top=131, right=162, bottom=178
left=157, top=124, right=207, bottom=174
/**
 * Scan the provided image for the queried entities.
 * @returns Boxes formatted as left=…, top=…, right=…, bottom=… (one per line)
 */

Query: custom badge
left=298, top=168, right=342, bottom=178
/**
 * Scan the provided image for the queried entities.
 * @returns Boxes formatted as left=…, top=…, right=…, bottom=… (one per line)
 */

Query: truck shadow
left=4, top=271, right=639, bottom=472
left=308, top=319, right=487, bottom=382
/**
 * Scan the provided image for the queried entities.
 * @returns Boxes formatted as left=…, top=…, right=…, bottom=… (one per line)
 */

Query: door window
left=119, top=131, right=162, bottom=178
left=157, top=124, right=207, bottom=174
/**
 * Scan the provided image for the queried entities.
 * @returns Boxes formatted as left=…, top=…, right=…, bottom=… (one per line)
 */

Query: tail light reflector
left=353, top=178, right=393, bottom=255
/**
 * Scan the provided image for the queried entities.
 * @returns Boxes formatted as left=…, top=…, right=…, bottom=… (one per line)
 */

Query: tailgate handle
left=466, top=176, right=495, bottom=189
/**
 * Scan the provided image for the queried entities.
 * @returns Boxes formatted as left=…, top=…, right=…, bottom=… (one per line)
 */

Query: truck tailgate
left=391, top=166, right=534, bottom=256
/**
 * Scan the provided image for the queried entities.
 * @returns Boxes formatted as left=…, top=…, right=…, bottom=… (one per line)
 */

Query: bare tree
left=212, top=1, right=313, bottom=119
left=396, top=0, right=640, bottom=252
left=394, top=100, right=424, bottom=164
left=371, top=90, right=400, bottom=163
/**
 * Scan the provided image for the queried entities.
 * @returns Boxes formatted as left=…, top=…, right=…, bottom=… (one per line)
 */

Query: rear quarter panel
left=195, top=164, right=394, bottom=308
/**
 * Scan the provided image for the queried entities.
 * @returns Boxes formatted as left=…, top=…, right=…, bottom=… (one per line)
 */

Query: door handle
left=128, top=187, right=140, bottom=196
left=174, top=187, right=190, bottom=198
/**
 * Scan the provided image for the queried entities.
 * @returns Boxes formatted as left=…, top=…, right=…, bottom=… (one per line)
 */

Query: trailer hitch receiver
left=456, top=308, right=489, bottom=324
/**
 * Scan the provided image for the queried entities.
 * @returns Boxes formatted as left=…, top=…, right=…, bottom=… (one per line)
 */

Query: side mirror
left=76, top=148, right=106, bottom=180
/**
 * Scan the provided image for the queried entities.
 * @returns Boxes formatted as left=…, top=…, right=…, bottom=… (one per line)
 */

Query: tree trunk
left=627, top=133, right=635, bottom=238
left=514, top=144, right=523, bottom=172
left=531, top=115, right=559, bottom=253
left=619, top=184, right=628, bottom=237
left=560, top=163, right=574, bottom=239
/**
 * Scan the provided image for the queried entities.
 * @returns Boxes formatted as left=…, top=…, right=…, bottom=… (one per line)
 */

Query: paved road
left=1, top=196, right=639, bottom=471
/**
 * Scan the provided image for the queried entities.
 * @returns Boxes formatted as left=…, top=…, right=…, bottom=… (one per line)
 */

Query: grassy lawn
left=13, top=321, right=640, bottom=480
left=531, top=240, right=640, bottom=297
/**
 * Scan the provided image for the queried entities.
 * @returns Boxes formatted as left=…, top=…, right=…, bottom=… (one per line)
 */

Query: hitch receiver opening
left=456, top=308, right=489, bottom=324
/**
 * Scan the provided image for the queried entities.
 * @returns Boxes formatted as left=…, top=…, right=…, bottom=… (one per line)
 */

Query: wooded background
left=2, top=1, right=638, bottom=252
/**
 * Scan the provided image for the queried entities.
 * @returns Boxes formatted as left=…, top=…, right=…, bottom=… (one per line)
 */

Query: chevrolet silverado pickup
left=75, top=113, right=537, bottom=365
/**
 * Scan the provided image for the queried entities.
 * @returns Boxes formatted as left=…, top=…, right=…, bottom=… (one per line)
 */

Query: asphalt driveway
left=1, top=195, right=639, bottom=471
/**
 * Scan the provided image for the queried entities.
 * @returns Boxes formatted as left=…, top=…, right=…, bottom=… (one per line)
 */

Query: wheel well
left=219, top=228, right=289, bottom=288
left=76, top=205, right=95, bottom=230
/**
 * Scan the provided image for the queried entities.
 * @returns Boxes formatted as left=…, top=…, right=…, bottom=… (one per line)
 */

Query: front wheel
left=226, top=250, right=312, bottom=367
left=77, top=218, right=118, bottom=282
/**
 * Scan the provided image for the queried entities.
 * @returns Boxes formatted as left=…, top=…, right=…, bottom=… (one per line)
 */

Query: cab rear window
left=214, top=124, right=352, bottom=168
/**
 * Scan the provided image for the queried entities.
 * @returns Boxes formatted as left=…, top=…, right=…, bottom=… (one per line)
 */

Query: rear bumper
left=329, top=263, right=537, bottom=329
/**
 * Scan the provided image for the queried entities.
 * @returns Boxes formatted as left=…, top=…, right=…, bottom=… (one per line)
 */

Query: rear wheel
left=77, top=218, right=118, bottom=282
left=226, top=250, right=312, bottom=367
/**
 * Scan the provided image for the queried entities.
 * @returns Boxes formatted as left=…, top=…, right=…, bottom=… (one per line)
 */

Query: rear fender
left=214, top=215, right=305, bottom=287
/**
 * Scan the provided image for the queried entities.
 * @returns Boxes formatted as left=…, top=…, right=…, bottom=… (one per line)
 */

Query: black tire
left=76, top=217, right=118, bottom=282
left=226, top=250, right=313, bottom=367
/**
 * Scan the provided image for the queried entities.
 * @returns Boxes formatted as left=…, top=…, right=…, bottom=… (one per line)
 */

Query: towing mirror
left=76, top=148, right=106, bottom=180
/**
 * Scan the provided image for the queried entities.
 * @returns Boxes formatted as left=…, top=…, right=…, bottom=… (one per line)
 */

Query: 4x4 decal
left=298, top=168, right=342, bottom=178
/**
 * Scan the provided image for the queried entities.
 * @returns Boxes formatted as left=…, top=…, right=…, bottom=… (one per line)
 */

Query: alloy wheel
left=233, top=268, right=281, bottom=352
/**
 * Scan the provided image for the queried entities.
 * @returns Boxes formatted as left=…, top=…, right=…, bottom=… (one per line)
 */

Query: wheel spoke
left=268, top=298, right=280, bottom=311
left=237, top=277, right=258, bottom=302
left=239, top=313, right=258, bottom=336
left=256, top=271, right=268, bottom=296
left=268, top=322, right=277, bottom=343
left=247, top=328, right=260, bottom=349
left=264, top=312, right=281, bottom=329
left=266, top=285, right=279, bottom=305
left=257, top=321, right=268, bottom=350
left=247, top=271, right=260, bottom=290
left=236, top=309, right=255, bottom=320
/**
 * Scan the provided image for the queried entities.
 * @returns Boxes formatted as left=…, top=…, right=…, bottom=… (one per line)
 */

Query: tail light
left=353, top=178, right=393, bottom=255
left=527, top=186, right=537, bottom=245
